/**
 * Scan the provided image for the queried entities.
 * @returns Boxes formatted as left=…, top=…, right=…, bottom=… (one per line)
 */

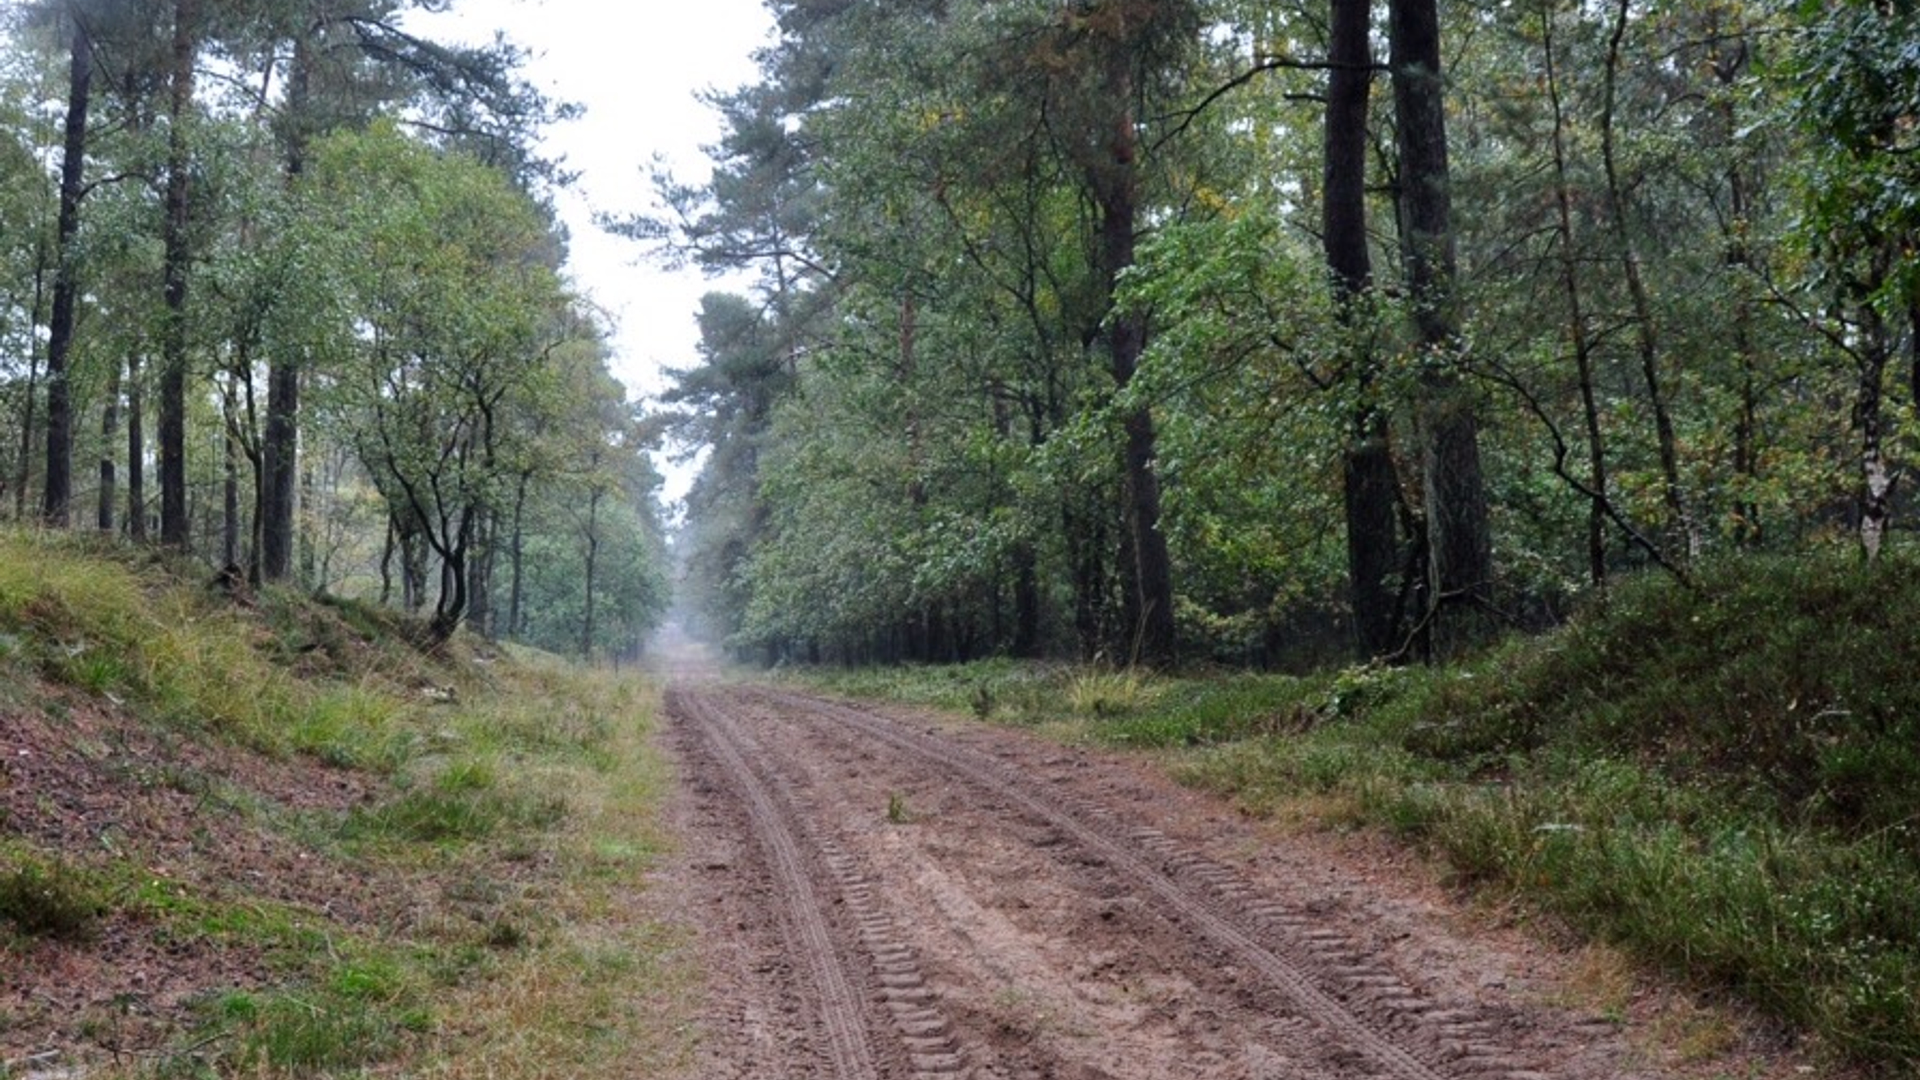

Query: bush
left=0, top=856, right=107, bottom=942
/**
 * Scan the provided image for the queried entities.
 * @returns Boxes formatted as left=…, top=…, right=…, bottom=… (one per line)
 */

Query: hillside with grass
left=804, top=551, right=1920, bottom=1075
left=0, top=529, right=686, bottom=1078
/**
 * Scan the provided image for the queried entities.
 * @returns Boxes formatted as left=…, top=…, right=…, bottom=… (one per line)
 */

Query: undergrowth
left=0, top=531, right=423, bottom=766
left=799, top=549, right=1920, bottom=1075
left=0, top=849, right=107, bottom=942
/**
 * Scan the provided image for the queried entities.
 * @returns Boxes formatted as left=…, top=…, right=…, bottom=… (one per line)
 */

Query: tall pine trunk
left=1324, top=0, right=1400, bottom=660
left=1094, top=35, right=1176, bottom=668
left=159, top=0, right=199, bottom=549
left=43, top=14, right=93, bottom=528
left=1390, top=0, right=1492, bottom=644
left=261, top=31, right=311, bottom=581
left=127, top=350, right=146, bottom=540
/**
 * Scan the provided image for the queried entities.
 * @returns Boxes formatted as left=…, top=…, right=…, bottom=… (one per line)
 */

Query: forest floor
left=1, top=531, right=688, bottom=1080
left=654, top=658, right=1834, bottom=1080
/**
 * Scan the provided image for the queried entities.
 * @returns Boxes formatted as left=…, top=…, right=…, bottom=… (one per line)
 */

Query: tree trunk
left=1094, top=40, right=1176, bottom=668
left=1714, top=32, right=1762, bottom=548
left=223, top=394, right=240, bottom=567
left=261, top=31, right=311, bottom=582
left=379, top=516, right=396, bottom=606
left=98, top=360, right=119, bottom=533
left=1601, top=0, right=1693, bottom=561
left=159, top=0, right=199, bottom=549
left=582, top=487, right=601, bottom=658
left=467, top=510, right=494, bottom=639
left=1543, top=3, right=1610, bottom=590
left=43, top=14, right=93, bottom=529
left=1390, top=0, right=1492, bottom=636
left=18, top=249, right=48, bottom=519
left=1324, top=0, right=1401, bottom=660
left=508, top=470, right=529, bottom=637
left=1857, top=302, right=1893, bottom=561
left=430, top=508, right=473, bottom=644
left=127, top=350, right=146, bottom=540
left=297, top=445, right=316, bottom=586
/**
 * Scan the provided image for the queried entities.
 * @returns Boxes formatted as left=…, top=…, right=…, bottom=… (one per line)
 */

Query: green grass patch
left=0, top=530, right=436, bottom=768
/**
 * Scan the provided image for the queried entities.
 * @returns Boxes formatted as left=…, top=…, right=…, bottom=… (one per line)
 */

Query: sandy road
left=655, top=680, right=1797, bottom=1080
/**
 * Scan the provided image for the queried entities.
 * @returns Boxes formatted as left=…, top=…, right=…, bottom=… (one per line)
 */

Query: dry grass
left=395, top=670, right=699, bottom=1080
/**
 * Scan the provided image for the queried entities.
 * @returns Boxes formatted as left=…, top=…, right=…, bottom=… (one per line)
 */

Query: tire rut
left=669, top=688, right=969, bottom=1080
left=752, top=686, right=1547, bottom=1080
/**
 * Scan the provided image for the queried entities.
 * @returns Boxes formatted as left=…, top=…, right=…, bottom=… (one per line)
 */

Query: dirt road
left=655, top=680, right=1792, bottom=1080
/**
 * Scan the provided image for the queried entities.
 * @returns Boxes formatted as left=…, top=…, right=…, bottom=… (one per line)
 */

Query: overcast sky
left=403, top=0, right=776, bottom=502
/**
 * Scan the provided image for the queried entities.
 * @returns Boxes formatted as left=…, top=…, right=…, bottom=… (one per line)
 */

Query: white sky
left=403, top=0, right=775, bottom=503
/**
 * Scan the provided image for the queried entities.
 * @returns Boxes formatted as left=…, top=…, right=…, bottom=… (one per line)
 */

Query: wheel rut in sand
left=669, top=688, right=968, bottom=1079
left=663, top=683, right=1797, bottom=1080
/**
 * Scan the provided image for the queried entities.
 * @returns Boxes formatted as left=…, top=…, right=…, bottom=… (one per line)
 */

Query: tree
left=1390, top=0, right=1492, bottom=646
left=309, top=124, right=572, bottom=642
left=40, top=3, right=93, bottom=527
left=258, top=0, right=565, bottom=584
left=156, top=0, right=197, bottom=548
left=1323, top=0, right=1402, bottom=659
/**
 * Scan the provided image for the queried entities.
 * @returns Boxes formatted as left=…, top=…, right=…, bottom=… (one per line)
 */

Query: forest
left=0, top=0, right=669, bottom=660
left=6, top=1, right=1920, bottom=1070
left=653, top=0, right=1920, bottom=671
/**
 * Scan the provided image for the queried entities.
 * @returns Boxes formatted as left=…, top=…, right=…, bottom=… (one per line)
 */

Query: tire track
left=755, top=687, right=1540, bottom=1080
left=670, top=688, right=970, bottom=1080
left=671, top=689, right=882, bottom=1078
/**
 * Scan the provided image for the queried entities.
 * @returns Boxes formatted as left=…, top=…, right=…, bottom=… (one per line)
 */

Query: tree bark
left=1712, top=30, right=1762, bottom=548
left=16, top=261, right=47, bottom=520
left=159, top=0, right=199, bottom=549
left=1093, top=33, right=1176, bottom=668
left=508, top=470, right=529, bottom=636
left=98, top=359, right=119, bottom=533
left=467, top=509, right=494, bottom=639
left=1390, top=0, right=1492, bottom=635
left=1856, top=301, right=1893, bottom=561
left=43, top=13, right=94, bottom=528
left=223, top=389, right=240, bottom=567
left=127, top=350, right=146, bottom=540
left=1324, top=0, right=1401, bottom=660
left=261, top=30, right=311, bottom=581
left=582, top=486, right=601, bottom=658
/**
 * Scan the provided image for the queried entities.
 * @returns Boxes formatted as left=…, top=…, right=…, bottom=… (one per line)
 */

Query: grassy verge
left=0, top=529, right=692, bottom=1078
left=797, top=551, right=1920, bottom=1075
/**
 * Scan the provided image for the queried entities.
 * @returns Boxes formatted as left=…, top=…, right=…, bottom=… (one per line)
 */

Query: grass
left=0, top=530, right=429, bottom=766
left=0, top=528, right=692, bottom=1079
left=0, top=850, right=107, bottom=942
left=796, top=549, right=1920, bottom=1075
